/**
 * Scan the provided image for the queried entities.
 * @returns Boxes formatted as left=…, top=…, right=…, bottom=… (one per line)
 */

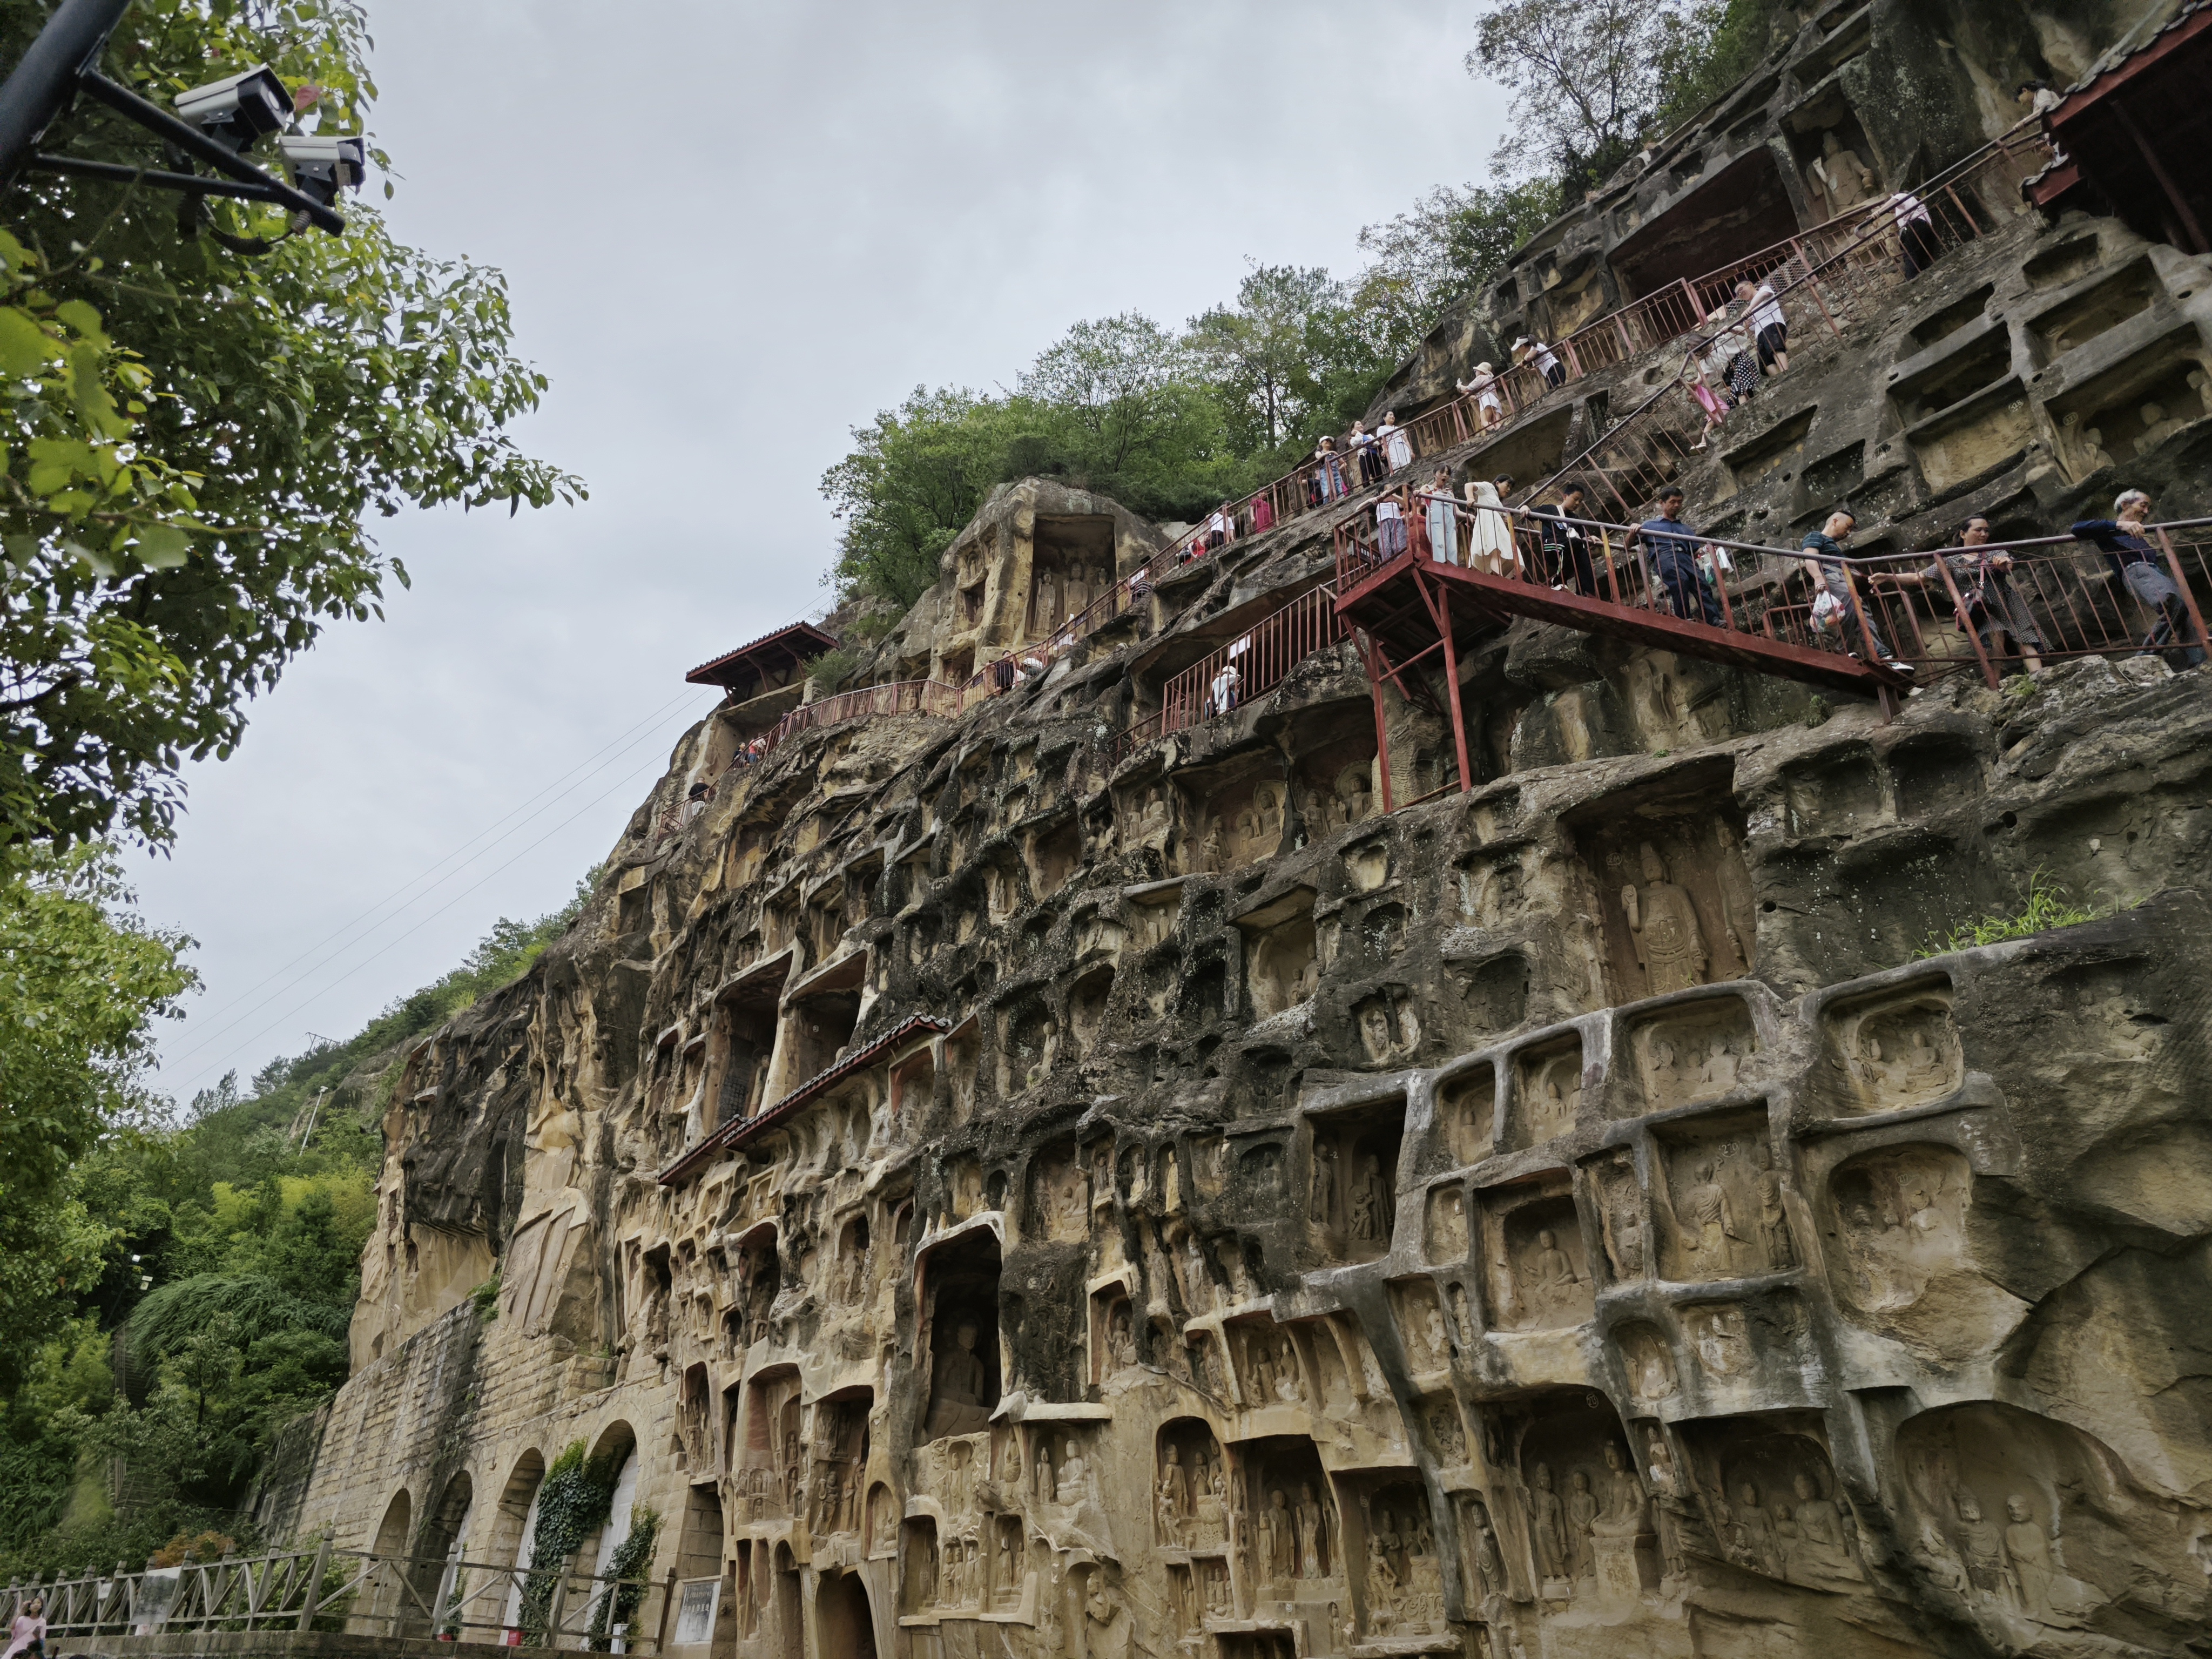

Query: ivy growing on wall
left=515, top=1440, right=617, bottom=1643
left=586, top=1504, right=662, bottom=1650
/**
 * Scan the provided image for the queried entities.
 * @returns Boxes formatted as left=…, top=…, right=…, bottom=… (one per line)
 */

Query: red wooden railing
left=1112, top=583, right=1349, bottom=763
left=1336, top=495, right=2212, bottom=692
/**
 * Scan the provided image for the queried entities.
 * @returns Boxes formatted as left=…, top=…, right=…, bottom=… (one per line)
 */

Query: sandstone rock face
left=258, top=9, right=2212, bottom=1654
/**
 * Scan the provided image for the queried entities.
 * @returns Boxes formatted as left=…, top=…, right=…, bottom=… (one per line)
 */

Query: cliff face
left=259, top=9, right=2212, bottom=1656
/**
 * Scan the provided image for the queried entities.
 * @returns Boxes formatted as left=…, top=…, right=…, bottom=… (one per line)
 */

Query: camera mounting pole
left=0, top=0, right=348, bottom=233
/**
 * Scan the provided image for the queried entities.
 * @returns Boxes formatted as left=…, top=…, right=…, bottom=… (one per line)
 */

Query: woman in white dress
left=1380, top=409, right=1414, bottom=472
left=1458, top=363, right=1505, bottom=429
left=1465, top=476, right=1516, bottom=576
left=1424, top=467, right=1459, bottom=565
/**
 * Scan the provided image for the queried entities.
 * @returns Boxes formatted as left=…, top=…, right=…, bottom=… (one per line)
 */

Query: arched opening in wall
left=917, top=1230, right=1001, bottom=1442
left=736, top=1366, right=801, bottom=1522
left=493, top=1451, right=547, bottom=1637
left=1496, top=1386, right=1651, bottom=1596
left=671, top=1480, right=726, bottom=1636
left=409, top=1470, right=474, bottom=1633
left=577, top=1422, right=641, bottom=1621
left=368, top=1488, right=412, bottom=1629
left=774, top=957, right=865, bottom=1098
left=772, top=1541, right=802, bottom=1659
left=814, top=1570, right=878, bottom=1658
left=733, top=1224, right=779, bottom=1351
left=678, top=1362, right=712, bottom=1474
left=1028, top=514, right=1117, bottom=642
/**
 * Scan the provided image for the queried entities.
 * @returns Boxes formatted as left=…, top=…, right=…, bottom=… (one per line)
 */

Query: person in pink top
left=3, top=1594, right=46, bottom=1658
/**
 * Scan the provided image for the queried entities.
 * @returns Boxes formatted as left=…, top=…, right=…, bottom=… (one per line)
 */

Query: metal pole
left=0, top=0, right=132, bottom=185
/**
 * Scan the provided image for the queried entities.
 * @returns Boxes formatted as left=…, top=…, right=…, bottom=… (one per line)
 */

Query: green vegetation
left=587, top=1505, right=662, bottom=1650
left=0, top=0, right=582, bottom=853
left=822, top=1, right=1781, bottom=613
left=0, top=860, right=595, bottom=1578
left=1916, top=871, right=2123, bottom=958
left=517, top=1441, right=619, bottom=1643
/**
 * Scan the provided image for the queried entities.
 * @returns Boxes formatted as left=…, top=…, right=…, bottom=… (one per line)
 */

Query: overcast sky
left=133, top=0, right=1510, bottom=1102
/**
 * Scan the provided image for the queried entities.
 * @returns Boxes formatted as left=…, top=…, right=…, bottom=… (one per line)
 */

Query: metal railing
left=1530, top=130, right=2054, bottom=520
left=1335, top=496, right=2211, bottom=690
left=1113, top=582, right=1349, bottom=763
left=2, top=1542, right=674, bottom=1649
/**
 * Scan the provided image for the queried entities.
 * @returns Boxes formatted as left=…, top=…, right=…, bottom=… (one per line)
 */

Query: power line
left=160, top=690, right=718, bottom=1085
left=159, top=687, right=709, bottom=1066
left=166, top=740, right=687, bottom=1098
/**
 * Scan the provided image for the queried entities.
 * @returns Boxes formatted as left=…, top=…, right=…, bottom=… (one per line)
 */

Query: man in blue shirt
left=2071, top=489, right=2204, bottom=667
left=1804, top=507, right=1913, bottom=677
left=1629, top=488, right=1721, bottom=625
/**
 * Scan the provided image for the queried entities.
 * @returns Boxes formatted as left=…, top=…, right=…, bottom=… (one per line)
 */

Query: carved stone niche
left=1455, top=842, right=1532, bottom=929
left=1025, top=812, right=1081, bottom=902
left=918, top=1231, right=1001, bottom=1444
left=1583, top=1149, right=1650, bottom=1286
left=1425, top=1180, right=1472, bottom=1267
left=1089, top=1280, right=1139, bottom=1384
left=995, top=997, right=1058, bottom=1096
left=1611, top=1319, right=1680, bottom=1407
left=1236, top=886, right=1319, bottom=1019
left=1437, top=1060, right=1498, bottom=1169
left=1343, top=1476, right=1448, bottom=1641
left=1822, top=1141, right=2019, bottom=1361
left=1067, top=965, right=1113, bottom=1058
left=1351, top=987, right=1421, bottom=1066
left=1454, top=1492, right=1513, bottom=1606
left=1895, top=1400, right=2208, bottom=1639
left=1624, top=994, right=1760, bottom=1116
left=1174, top=759, right=1289, bottom=876
left=1240, top=1436, right=1342, bottom=1599
left=808, top=1391, right=871, bottom=1536
left=1678, top=1290, right=1812, bottom=1395
left=1155, top=1418, right=1231, bottom=1553
left=1811, top=973, right=1964, bottom=1115
left=1677, top=1414, right=1864, bottom=1592
left=1421, top=1392, right=1473, bottom=1472
left=1304, top=1094, right=1404, bottom=1262
left=1341, top=831, right=1391, bottom=893
left=1567, top=776, right=1755, bottom=1002
left=735, top=1365, right=801, bottom=1522
left=1289, top=717, right=1376, bottom=832
left=1476, top=1175, right=1593, bottom=1332
left=1508, top=1031, right=1585, bottom=1150
left=1651, top=1109, right=1796, bottom=1283
left=1231, top=1318, right=1311, bottom=1412
left=900, top=1515, right=941, bottom=1615
left=1391, top=1278, right=1455, bottom=1378
left=1505, top=1388, right=1655, bottom=1603
left=1452, top=949, right=1533, bottom=1045
left=1115, top=774, right=1178, bottom=864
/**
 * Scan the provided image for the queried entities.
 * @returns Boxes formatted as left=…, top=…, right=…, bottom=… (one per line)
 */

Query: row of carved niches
left=1811, top=972, right=1965, bottom=1117
left=1894, top=1402, right=2211, bottom=1646
left=1671, top=1414, right=1868, bottom=1594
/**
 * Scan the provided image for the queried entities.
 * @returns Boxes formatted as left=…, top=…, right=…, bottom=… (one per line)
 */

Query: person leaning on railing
left=1628, top=488, right=1722, bottom=626
left=1458, top=363, right=1504, bottom=430
left=2071, top=490, right=2206, bottom=669
left=1872, top=513, right=2046, bottom=673
left=1804, top=507, right=1914, bottom=676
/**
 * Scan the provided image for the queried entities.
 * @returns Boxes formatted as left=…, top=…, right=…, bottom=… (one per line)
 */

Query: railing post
left=295, top=1537, right=331, bottom=1634
left=2155, top=528, right=2211, bottom=661
left=1790, top=238, right=1843, bottom=338
left=1928, top=555, right=2001, bottom=688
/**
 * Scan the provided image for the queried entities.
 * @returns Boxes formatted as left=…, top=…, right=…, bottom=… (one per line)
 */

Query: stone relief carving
left=1657, top=1125, right=1796, bottom=1283
left=1426, top=1182, right=1469, bottom=1262
left=1621, top=842, right=1709, bottom=995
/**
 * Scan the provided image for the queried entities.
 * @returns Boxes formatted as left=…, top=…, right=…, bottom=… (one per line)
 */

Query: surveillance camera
left=278, top=133, right=366, bottom=206
left=173, top=64, right=291, bottom=152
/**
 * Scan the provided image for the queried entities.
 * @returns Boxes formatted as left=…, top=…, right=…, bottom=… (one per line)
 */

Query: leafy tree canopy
left=0, top=0, right=583, bottom=853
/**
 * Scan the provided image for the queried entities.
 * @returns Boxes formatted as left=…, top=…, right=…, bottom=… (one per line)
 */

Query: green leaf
left=52, top=299, right=106, bottom=342
left=133, top=524, right=193, bottom=569
left=0, top=306, right=54, bottom=378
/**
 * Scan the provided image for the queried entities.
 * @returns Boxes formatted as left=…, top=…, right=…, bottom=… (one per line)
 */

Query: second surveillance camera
left=277, top=134, right=366, bottom=207
left=173, top=65, right=289, bottom=152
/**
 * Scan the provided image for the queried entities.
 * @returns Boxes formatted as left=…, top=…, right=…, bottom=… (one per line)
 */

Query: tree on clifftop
left=0, top=0, right=583, bottom=853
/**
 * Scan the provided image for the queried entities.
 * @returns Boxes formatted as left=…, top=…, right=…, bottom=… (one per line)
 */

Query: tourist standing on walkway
left=1375, top=489, right=1409, bottom=559
left=1535, top=484, right=1598, bottom=595
left=1381, top=411, right=1414, bottom=472
left=1459, top=363, right=1505, bottom=429
left=1630, top=489, right=1722, bottom=625
left=1466, top=476, right=1515, bottom=576
left=1207, top=502, right=1235, bottom=551
left=1425, top=468, right=1459, bottom=567
left=1805, top=508, right=1913, bottom=673
left=1736, top=278, right=1789, bottom=376
left=1314, top=435, right=1348, bottom=503
left=1894, top=191, right=1940, bottom=278
left=1351, top=420, right=1387, bottom=487
left=1874, top=514, right=2047, bottom=672
left=1250, top=493, right=1274, bottom=533
left=2073, top=490, right=2206, bottom=667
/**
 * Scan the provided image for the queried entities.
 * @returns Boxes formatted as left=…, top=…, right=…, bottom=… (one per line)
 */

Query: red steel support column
left=1415, top=570, right=1475, bottom=795
left=1358, top=629, right=1395, bottom=814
